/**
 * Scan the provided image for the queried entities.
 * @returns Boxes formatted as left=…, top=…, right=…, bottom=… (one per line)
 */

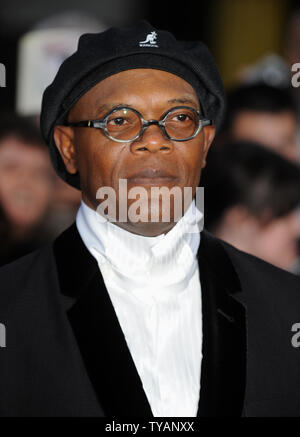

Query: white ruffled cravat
left=76, top=199, right=203, bottom=416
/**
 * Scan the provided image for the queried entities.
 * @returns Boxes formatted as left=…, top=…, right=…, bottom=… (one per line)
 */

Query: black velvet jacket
left=0, top=224, right=300, bottom=417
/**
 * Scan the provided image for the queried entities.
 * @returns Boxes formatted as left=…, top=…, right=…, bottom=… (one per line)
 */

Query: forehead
left=70, top=69, right=199, bottom=116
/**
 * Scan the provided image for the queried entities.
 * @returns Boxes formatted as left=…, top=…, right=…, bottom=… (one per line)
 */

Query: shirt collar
left=76, top=199, right=202, bottom=298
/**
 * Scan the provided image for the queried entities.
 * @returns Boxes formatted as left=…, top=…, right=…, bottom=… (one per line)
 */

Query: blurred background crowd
left=0, top=0, right=300, bottom=273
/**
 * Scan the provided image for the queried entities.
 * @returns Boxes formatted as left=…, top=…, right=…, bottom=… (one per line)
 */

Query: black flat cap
left=40, top=20, right=225, bottom=189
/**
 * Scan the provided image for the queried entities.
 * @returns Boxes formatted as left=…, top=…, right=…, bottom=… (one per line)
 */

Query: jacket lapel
left=53, top=224, right=153, bottom=417
left=197, top=230, right=247, bottom=416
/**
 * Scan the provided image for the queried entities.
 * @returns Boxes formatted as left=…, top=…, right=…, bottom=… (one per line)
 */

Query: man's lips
left=126, top=168, right=179, bottom=184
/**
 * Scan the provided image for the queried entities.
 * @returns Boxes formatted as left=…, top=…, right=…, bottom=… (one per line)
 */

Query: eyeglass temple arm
left=65, top=120, right=106, bottom=128
left=201, top=119, right=213, bottom=126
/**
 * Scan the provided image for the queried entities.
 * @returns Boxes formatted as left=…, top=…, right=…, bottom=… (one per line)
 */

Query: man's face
left=216, top=205, right=300, bottom=271
left=54, top=69, right=215, bottom=236
left=253, top=210, right=300, bottom=271
left=230, top=110, right=298, bottom=162
left=0, top=136, right=54, bottom=230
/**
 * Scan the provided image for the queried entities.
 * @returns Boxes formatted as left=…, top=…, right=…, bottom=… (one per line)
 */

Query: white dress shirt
left=76, top=199, right=203, bottom=417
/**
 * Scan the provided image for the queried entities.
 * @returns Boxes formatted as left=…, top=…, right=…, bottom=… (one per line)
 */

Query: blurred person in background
left=0, top=114, right=55, bottom=265
left=203, top=140, right=300, bottom=272
left=222, top=83, right=298, bottom=162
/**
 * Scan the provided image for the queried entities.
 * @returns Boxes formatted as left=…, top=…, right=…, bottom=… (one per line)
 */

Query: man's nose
left=130, top=124, right=173, bottom=154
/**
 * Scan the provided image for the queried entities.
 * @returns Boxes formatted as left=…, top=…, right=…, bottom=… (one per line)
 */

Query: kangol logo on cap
left=139, top=31, right=158, bottom=48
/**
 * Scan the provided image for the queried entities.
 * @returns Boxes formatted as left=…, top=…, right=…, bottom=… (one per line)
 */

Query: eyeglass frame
left=64, top=105, right=213, bottom=143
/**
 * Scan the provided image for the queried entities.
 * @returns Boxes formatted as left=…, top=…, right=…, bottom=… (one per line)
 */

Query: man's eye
left=109, top=117, right=127, bottom=126
left=173, top=114, right=190, bottom=122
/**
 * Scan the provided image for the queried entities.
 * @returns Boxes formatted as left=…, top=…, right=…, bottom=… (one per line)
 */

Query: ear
left=201, top=125, right=216, bottom=168
left=53, top=125, right=78, bottom=174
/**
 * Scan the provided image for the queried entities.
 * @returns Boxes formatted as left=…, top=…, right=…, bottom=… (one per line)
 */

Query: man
left=0, top=114, right=55, bottom=265
left=222, top=83, right=298, bottom=162
left=0, top=21, right=300, bottom=417
left=203, top=140, right=300, bottom=271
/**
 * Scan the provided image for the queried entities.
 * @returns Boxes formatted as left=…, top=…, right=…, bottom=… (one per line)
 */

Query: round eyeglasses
left=65, top=106, right=213, bottom=143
